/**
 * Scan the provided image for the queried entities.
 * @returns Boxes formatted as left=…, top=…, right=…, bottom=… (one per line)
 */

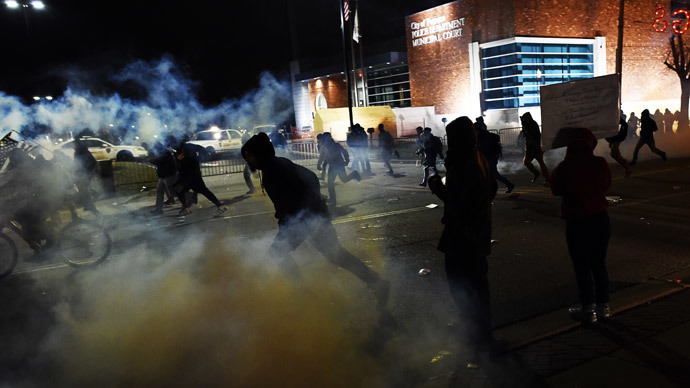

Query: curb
left=495, top=266, right=690, bottom=350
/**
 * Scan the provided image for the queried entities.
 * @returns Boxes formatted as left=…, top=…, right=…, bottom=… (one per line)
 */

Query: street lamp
left=4, top=0, right=45, bottom=39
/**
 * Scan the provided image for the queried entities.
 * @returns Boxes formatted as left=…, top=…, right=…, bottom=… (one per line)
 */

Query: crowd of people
left=1, top=107, right=677, bottom=366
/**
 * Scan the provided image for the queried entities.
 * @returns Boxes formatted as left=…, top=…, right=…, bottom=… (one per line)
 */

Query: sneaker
left=624, top=167, right=632, bottom=178
left=164, top=199, right=176, bottom=205
left=531, top=171, right=540, bottom=183
left=388, top=169, right=394, bottom=175
left=568, top=306, right=597, bottom=324
left=505, top=183, right=515, bottom=194
left=595, top=304, right=611, bottom=320
left=214, top=205, right=228, bottom=217
left=352, top=170, right=361, bottom=182
left=662, top=151, right=667, bottom=162
left=178, top=207, right=192, bottom=216
left=246, top=188, right=256, bottom=195
left=419, top=182, right=427, bottom=187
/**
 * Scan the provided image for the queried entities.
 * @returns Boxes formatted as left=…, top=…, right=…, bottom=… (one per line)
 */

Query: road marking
left=332, top=206, right=433, bottom=224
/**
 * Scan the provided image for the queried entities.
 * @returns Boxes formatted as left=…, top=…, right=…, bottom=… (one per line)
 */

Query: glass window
left=481, top=40, right=594, bottom=110
left=366, top=64, right=410, bottom=108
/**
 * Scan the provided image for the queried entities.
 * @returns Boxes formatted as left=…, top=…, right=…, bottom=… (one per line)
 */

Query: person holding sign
left=520, top=113, right=550, bottom=186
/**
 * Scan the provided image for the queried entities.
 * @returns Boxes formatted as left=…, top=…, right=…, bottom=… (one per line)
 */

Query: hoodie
left=550, top=128, right=611, bottom=219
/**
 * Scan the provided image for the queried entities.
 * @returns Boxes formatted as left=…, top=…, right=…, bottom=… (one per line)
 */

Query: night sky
left=0, top=0, right=445, bottom=105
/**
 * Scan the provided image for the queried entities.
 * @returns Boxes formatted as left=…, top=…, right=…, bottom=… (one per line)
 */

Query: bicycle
left=0, top=218, right=112, bottom=280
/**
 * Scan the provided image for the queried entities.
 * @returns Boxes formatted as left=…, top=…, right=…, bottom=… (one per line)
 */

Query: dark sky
left=0, top=0, right=444, bottom=105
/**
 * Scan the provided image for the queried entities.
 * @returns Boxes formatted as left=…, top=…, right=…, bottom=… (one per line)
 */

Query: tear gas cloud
left=7, top=217, right=459, bottom=387
left=1, top=56, right=293, bottom=146
left=31, top=234, right=384, bottom=387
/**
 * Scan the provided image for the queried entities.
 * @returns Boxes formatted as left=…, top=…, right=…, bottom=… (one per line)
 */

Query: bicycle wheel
left=58, top=221, right=112, bottom=267
left=0, top=232, right=19, bottom=279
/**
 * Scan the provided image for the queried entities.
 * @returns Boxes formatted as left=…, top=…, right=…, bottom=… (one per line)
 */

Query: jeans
left=566, top=212, right=611, bottom=307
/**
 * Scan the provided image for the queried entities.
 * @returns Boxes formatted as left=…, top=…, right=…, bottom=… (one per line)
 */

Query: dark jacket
left=177, top=143, right=204, bottom=180
left=550, top=130, right=611, bottom=220
left=605, top=118, right=628, bottom=144
left=378, top=130, right=394, bottom=150
left=640, top=114, right=658, bottom=139
left=431, top=150, right=495, bottom=257
left=521, top=118, right=542, bottom=153
left=74, top=145, right=97, bottom=176
left=262, top=157, right=329, bottom=223
left=420, top=133, right=444, bottom=166
left=476, top=129, right=502, bottom=160
left=150, top=148, right=177, bottom=178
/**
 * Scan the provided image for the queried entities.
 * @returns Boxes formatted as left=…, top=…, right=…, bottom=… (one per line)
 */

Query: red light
left=358, top=70, right=362, bottom=78
left=673, top=9, right=689, bottom=34
left=653, top=6, right=667, bottom=32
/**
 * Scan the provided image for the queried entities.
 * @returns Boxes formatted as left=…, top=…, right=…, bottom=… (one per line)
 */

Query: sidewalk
left=430, top=268, right=690, bottom=388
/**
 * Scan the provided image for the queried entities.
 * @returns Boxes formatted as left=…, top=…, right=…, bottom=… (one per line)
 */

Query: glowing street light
left=32, top=96, right=40, bottom=101
left=45, top=95, right=52, bottom=100
left=5, top=0, right=46, bottom=38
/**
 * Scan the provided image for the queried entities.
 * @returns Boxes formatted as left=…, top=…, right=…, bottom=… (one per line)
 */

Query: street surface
left=1, top=152, right=689, bottom=386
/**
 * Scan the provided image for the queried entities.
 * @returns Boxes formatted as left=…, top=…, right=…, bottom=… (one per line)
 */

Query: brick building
left=292, top=0, right=683, bottom=132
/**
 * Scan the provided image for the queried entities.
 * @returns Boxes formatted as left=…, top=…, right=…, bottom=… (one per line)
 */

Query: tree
left=665, top=33, right=690, bottom=131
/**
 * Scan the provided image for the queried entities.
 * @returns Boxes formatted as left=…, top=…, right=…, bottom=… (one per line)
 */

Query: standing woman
left=428, top=117, right=497, bottom=356
left=550, top=128, right=612, bottom=323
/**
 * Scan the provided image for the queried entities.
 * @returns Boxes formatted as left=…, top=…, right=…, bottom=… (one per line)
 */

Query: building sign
left=410, top=16, right=465, bottom=47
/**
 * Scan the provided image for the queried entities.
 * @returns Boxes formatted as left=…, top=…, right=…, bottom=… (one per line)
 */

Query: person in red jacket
left=550, top=128, right=612, bottom=324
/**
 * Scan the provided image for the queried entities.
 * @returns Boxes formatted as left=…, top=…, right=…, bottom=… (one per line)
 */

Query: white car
left=188, top=128, right=243, bottom=154
left=54, top=137, right=149, bottom=161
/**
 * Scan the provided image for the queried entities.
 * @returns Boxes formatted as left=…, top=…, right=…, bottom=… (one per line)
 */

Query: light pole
left=4, top=0, right=45, bottom=39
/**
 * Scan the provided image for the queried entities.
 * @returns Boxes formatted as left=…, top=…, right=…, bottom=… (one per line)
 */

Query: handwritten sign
left=540, top=74, right=620, bottom=150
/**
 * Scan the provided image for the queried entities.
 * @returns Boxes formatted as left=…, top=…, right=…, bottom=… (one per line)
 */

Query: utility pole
left=339, top=0, right=354, bottom=129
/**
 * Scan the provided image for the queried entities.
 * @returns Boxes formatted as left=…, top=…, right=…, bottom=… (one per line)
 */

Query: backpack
left=478, top=131, right=502, bottom=157
left=432, top=136, right=444, bottom=156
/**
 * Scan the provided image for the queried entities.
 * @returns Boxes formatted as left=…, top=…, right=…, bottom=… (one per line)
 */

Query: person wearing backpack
left=417, top=127, right=444, bottom=187
left=605, top=116, right=632, bottom=177
left=630, top=109, right=667, bottom=165
left=475, top=117, right=515, bottom=193
left=241, top=132, right=390, bottom=310
left=318, top=135, right=361, bottom=205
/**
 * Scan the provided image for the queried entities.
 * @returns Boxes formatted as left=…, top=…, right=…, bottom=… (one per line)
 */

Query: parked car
left=54, top=137, right=149, bottom=161
left=187, top=128, right=243, bottom=155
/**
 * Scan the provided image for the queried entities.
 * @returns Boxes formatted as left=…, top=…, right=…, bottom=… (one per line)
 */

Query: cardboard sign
left=540, top=74, right=620, bottom=150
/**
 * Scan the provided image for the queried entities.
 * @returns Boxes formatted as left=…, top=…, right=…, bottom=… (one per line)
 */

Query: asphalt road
left=2, top=153, right=689, bottom=386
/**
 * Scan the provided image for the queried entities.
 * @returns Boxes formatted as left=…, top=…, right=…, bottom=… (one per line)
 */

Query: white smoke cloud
left=4, top=57, right=294, bottom=145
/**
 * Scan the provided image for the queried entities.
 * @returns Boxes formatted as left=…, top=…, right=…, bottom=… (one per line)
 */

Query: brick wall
left=512, top=0, right=679, bottom=107
left=405, top=0, right=683, bottom=116
left=308, top=76, right=348, bottom=113
left=405, top=1, right=473, bottom=115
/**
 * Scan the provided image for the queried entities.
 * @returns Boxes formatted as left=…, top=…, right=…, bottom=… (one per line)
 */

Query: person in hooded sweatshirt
left=174, top=141, right=227, bottom=217
left=520, top=112, right=550, bottom=185
left=550, top=128, right=612, bottom=324
left=241, top=132, right=390, bottom=309
left=630, top=109, right=667, bottom=165
left=428, top=117, right=498, bottom=359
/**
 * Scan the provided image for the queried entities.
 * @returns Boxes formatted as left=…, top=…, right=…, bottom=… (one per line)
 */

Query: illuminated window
left=480, top=38, right=595, bottom=110
left=315, top=93, right=327, bottom=110
left=366, top=64, right=411, bottom=108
